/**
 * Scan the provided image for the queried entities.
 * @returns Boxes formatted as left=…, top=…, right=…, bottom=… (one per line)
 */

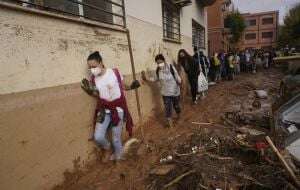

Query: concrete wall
left=0, top=1, right=207, bottom=189
left=125, top=0, right=163, bottom=27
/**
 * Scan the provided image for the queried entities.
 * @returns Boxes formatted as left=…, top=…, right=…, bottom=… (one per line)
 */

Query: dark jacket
left=180, top=57, right=200, bottom=78
left=193, top=53, right=209, bottom=74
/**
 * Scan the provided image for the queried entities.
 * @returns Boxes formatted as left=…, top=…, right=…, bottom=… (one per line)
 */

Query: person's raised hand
left=81, top=78, right=93, bottom=95
left=141, top=71, right=147, bottom=81
left=130, top=80, right=141, bottom=89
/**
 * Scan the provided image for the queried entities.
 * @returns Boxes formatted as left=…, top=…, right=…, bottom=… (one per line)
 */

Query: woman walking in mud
left=81, top=51, right=140, bottom=162
left=177, top=49, right=200, bottom=104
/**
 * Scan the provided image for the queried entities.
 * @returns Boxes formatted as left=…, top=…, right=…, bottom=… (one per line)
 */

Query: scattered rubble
left=146, top=126, right=299, bottom=190
left=146, top=79, right=300, bottom=190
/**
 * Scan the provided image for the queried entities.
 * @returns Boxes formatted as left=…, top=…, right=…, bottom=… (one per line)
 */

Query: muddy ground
left=54, top=68, right=297, bottom=190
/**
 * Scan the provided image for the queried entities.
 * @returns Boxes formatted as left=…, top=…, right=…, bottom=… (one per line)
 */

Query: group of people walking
left=209, top=48, right=277, bottom=82
left=147, top=48, right=277, bottom=130
left=80, top=47, right=276, bottom=162
left=142, top=47, right=210, bottom=128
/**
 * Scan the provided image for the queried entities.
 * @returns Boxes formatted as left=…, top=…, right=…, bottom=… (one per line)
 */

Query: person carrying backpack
left=81, top=51, right=140, bottom=162
left=142, top=54, right=182, bottom=128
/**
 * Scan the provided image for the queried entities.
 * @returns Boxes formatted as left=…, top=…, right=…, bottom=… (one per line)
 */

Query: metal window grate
left=192, top=19, right=205, bottom=49
left=1, top=0, right=126, bottom=27
left=246, top=19, right=256, bottom=26
left=162, top=0, right=181, bottom=42
left=262, top=17, right=273, bottom=25
left=245, top=33, right=256, bottom=40
left=262, top=32, right=273, bottom=39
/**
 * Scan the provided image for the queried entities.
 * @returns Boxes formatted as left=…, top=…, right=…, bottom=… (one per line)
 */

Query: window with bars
left=262, top=17, right=273, bottom=25
left=245, top=33, right=256, bottom=40
left=246, top=19, right=256, bottom=27
left=192, top=19, right=205, bottom=49
left=1, top=0, right=126, bottom=27
left=262, top=31, right=273, bottom=38
left=261, top=46, right=272, bottom=50
left=162, top=0, right=181, bottom=42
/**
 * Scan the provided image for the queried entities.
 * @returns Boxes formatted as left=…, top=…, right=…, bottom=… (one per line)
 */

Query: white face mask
left=158, top=63, right=164, bottom=68
left=90, top=67, right=101, bottom=76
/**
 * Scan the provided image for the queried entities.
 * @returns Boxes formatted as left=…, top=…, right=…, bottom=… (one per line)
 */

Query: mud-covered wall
left=0, top=6, right=131, bottom=94
left=0, top=2, right=205, bottom=190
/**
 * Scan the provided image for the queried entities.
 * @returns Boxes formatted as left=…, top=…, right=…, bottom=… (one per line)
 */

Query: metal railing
left=1, top=0, right=126, bottom=27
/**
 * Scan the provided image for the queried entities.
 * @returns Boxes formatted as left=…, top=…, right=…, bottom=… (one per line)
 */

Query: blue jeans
left=94, top=111, right=124, bottom=160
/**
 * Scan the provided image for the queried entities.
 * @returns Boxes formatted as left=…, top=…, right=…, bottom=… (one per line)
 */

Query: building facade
left=0, top=0, right=215, bottom=189
left=238, top=11, right=279, bottom=50
left=207, top=0, right=232, bottom=56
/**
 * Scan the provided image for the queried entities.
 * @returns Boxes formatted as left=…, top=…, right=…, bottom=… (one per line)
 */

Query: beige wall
left=125, top=0, right=207, bottom=55
left=125, top=0, right=163, bottom=27
left=181, top=0, right=208, bottom=55
left=0, top=6, right=131, bottom=94
left=0, top=1, right=205, bottom=190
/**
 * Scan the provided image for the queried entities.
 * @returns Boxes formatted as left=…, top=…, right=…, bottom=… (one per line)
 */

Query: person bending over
left=81, top=51, right=140, bottom=162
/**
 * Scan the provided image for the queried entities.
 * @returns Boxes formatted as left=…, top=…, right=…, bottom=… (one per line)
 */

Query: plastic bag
left=255, top=90, right=268, bottom=99
left=198, top=72, right=208, bottom=92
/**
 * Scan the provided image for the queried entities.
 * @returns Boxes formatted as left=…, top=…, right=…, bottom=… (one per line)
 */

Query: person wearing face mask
left=81, top=51, right=140, bottom=162
left=141, top=54, right=181, bottom=128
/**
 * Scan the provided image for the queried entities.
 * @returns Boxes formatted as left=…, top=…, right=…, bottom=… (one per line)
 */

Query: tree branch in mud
left=163, top=170, right=196, bottom=189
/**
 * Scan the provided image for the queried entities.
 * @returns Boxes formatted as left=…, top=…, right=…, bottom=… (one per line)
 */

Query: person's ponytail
left=87, top=51, right=102, bottom=63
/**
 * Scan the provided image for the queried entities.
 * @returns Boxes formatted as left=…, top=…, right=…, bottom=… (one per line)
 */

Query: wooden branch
left=191, top=122, right=212, bottom=125
left=221, top=116, right=239, bottom=128
left=205, top=152, right=233, bottom=160
left=173, top=145, right=217, bottom=157
left=163, top=170, right=196, bottom=189
left=237, top=173, right=265, bottom=187
left=265, top=136, right=300, bottom=188
left=198, top=183, right=208, bottom=189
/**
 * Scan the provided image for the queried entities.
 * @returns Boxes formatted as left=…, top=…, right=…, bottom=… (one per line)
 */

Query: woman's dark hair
left=87, top=51, right=102, bottom=62
left=177, top=49, right=193, bottom=72
left=155, top=54, right=165, bottom=62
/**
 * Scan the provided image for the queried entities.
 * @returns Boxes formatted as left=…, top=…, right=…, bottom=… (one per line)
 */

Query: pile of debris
left=225, top=84, right=274, bottom=129
left=146, top=124, right=299, bottom=190
left=145, top=79, right=300, bottom=190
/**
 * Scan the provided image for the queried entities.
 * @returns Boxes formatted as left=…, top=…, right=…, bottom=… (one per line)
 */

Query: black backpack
left=156, top=64, right=179, bottom=85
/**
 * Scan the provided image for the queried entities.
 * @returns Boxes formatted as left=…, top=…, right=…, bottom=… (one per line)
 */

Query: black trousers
left=162, top=96, right=181, bottom=118
left=188, top=76, right=198, bottom=102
